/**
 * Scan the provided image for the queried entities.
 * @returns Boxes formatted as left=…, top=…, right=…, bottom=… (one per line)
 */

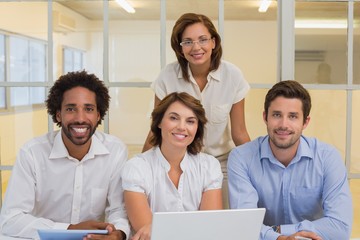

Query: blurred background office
left=0, top=0, right=359, bottom=238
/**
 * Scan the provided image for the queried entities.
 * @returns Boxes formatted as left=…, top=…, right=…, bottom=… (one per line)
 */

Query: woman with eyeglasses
left=142, top=13, right=250, bottom=208
left=123, top=92, right=223, bottom=240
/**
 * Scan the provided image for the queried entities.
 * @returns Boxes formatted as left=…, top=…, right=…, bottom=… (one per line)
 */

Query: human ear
left=262, top=111, right=267, bottom=124
left=56, top=110, right=61, bottom=123
left=302, top=116, right=311, bottom=130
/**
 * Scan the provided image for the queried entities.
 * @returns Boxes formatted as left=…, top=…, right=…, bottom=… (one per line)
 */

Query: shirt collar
left=155, top=146, right=189, bottom=171
left=293, top=136, right=313, bottom=162
left=49, top=130, right=109, bottom=161
left=260, top=135, right=313, bottom=165
left=180, top=63, right=222, bottom=83
left=208, top=65, right=221, bottom=82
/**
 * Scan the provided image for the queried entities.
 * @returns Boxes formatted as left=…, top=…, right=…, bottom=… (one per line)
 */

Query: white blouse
left=151, top=60, right=250, bottom=158
left=122, top=146, right=223, bottom=212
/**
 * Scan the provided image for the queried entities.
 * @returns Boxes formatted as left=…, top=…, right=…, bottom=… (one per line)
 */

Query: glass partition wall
left=0, top=0, right=358, bottom=237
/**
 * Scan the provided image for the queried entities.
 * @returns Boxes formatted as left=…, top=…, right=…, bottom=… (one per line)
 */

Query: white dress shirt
left=122, top=146, right=223, bottom=212
left=151, top=60, right=250, bottom=159
left=0, top=130, right=130, bottom=239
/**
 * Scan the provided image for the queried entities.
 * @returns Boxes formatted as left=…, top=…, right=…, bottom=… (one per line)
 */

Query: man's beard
left=61, top=122, right=97, bottom=146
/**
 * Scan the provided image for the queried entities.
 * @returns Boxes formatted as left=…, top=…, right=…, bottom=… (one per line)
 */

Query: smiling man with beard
left=0, top=71, right=129, bottom=240
left=228, top=80, right=353, bottom=240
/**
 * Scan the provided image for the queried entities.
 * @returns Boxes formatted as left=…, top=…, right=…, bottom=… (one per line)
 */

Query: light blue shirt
left=228, top=136, right=353, bottom=240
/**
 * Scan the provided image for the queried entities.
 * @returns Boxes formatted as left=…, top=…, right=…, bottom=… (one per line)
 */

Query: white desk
left=0, top=234, right=33, bottom=239
left=2, top=233, right=359, bottom=240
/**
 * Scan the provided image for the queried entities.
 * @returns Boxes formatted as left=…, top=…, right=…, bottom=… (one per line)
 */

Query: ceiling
left=57, top=0, right=276, bottom=21
left=55, top=0, right=357, bottom=51
left=57, top=1, right=353, bottom=21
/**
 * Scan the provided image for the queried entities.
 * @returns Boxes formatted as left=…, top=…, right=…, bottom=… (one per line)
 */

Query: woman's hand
left=131, top=224, right=152, bottom=240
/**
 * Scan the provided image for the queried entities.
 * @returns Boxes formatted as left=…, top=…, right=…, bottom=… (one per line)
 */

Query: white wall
left=224, top=21, right=278, bottom=84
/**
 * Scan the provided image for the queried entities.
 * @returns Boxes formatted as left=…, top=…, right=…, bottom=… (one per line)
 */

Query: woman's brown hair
left=150, top=92, right=207, bottom=155
left=171, top=13, right=222, bottom=82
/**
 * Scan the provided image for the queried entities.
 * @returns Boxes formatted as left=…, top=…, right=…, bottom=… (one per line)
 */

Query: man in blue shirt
left=228, top=80, right=353, bottom=240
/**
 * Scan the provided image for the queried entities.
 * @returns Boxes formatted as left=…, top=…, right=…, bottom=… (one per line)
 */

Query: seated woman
left=122, top=92, right=223, bottom=240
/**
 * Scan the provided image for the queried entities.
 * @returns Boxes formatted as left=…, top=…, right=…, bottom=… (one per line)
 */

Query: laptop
left=151, top=208, right=265, bottom=240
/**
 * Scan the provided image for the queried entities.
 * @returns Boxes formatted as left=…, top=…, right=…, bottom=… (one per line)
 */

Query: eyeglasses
left=180, top=38, right=212, bottom=47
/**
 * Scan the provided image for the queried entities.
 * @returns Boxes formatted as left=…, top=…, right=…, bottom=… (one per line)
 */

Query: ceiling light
left=258, top=0, right=271, bottom=13
left=295, top=20, right=347, bottom=29
left=115, top=0, right=135, bottom=14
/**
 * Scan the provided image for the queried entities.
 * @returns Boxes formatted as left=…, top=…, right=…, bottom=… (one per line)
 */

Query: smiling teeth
left=73, top=128, right=87, bottom=133
left=174, top=133, right=186, bottom=139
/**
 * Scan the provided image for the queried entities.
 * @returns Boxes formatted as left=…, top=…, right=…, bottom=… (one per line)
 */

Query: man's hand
left=68, top=221, right=126, bottom=240
left=84, top=230, right=125, bottom=240
left=277, top=231, right=322, bottom=240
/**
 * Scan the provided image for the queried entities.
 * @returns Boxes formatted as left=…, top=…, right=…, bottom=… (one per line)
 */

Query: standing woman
left=143, top=13, right=250, bottom=207
left=123, top=92, right=223, bottom=240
